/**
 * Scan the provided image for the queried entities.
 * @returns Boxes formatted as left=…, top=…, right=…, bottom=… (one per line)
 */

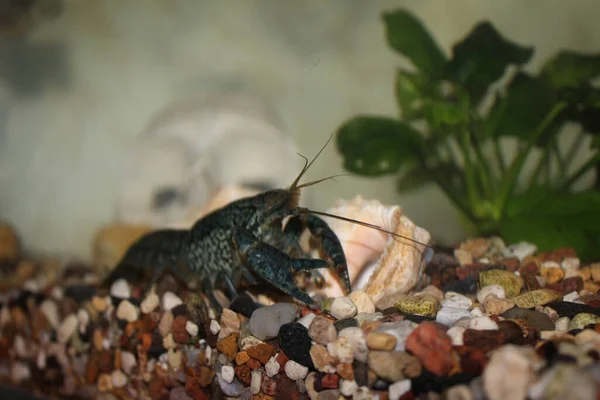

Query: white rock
left=40, top=300, right=60, bottom=329
left=469, top=316, right=499, bottom=331
left=111, top=370, right=128, bottom=388
left=58, top=314, right=78, bottom=343
left=347, top=291, right=376, bottom=314
left=168, top=348, right=182, bottom=369
left=377, top=320, right=417, bottom=351
left=10, top=362, right=30, bottom=383
left=442, top=292, right=472, bottom=309
left=186, top=321, right=199, bottom=337
left=141, top=292, right=159, bottom=314
left=265, top=355, right=280, bottom=377
left=285, top=360, right=308, bottom=380
left=36, top=350, right=46, bottom=370
left=116, top=300, right=139, bottom=322
left=327, top=336, right=354, bottom=363
left=162, top=291, right=182, bottom=311
left=340, top=379, right=358, bottom=396
left=555, top=317, right=570, bottom=332
left=248, top=303, right=297, bottom=340
left=477, top=284, right=506, bottom=304
left=470, top=305, right=484, bottom=318
left=483, top=345, right=534, bottom=400
left=250, top=369, right=262, bottom=394
left=563, top=291, right=581, bottom=303
left=297, top=312, right=317, bottom=329
left=541, top=260, right=561, bottom=270
left=562, top=257, right=581, bottom=278
left=110, top=279, right=131, bottom=299
left=436, top=307, right=472, bottom=327
left=121, top=351, right=137, bottom=374
left=447, top=326, right=466, bottom=346
left=338, top=327, right=368, bottom=363
left=51, top=286, right=63, bottom=300
left=77, top=308, right=90, bottom=333
left=504, top=242, right=537, bottom=261
left=389, top=379, right=411, bottom=400
left=330, top=297, right=358, bottom=320
left=14, top=335, right=27, bottom=358
left=210, top=319, right=221, bottom=335
left=221, top=365, right=235, bottom=383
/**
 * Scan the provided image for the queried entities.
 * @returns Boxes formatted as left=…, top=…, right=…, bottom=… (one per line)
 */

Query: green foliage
left=335, top=8, right=600, bottom=261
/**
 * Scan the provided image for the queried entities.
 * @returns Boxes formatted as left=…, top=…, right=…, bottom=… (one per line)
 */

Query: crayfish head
left=253, top=188, right=300, bottom=221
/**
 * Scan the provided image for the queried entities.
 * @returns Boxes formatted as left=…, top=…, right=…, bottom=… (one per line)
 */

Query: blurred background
left=1, top=0, right=599, bottom=262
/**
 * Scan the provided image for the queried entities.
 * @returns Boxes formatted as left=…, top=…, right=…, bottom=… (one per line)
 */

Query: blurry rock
left=0, top=221, right=20, bottom=262
left=91, top=223, right=152, bottom=271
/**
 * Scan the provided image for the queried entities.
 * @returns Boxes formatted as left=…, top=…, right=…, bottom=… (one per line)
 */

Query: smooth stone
left=501, top=307, right=555, bottom=331
left=549, top=301, right=600, bottom=318
left=334, top=317, right=358, bottom=332
left=446, top=326, right=465, bottom=346
left=555, top=316, right=570, bottom=331
left=483, top=294, right=515, bottom=315
left=297, top=312, right=317, bottom=329
left=477, top=284, right=506, bottom=304
left=277, top=322, right=313, bottom=368
left=347, top=291, right=375, bottom=314
left=355, top=312, right=383, bottom=326
left=479, top=269, right=523, bottom=298
left=435, top=307, right=472, bottom=327
left=338, top=327, right=368, bottom=363
left=248, top=303, right=297, bottom=340
left=330, top=297, right=358, bottom=320
left=109, top=279, right=131, bottom=299
left=469, top=316, right=498, bottom=331
left=442, top=292, right=472, bottom=309
left=511, top=289, right=562, bottom=308
left=368, top=351, right=420, bottom=382
left=503, top=242, right=537, bottom=261
left=394, top=294, right=439, bottom=317
left=483, top=345, right=534, bottom=400
left=376, top=320, right=418, bottom=351
left=388, top=379, right=411, bottom=400
left=569, top=313, right=600, bottom=330
left=444, top=276, right=479, bottom=295
left=308, top=315, right=337, bottom=345
left=216, top=373, right=244, bottom=397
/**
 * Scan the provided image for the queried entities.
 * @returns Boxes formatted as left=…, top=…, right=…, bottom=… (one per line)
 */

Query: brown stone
left=546, top=276, right=584, bottom=295
left=235, top=364, right=252, bottom=385
left=247, top=343, right=274, bottom=364
left=235, top=351, right=250, bottom=365
left=216, top=332, right=239, bottom=361
left=366, top=332, right=397, bottom=351
left=247, top=358, right=261, bottom=370
left=463, top=329, right=507, bottom=354
left=405, top=322, right=455, bottom=376
left=454, top=346, right=487, bottom=375
left=261, top=376, right=277, bottom=396
left=310, top=344, right=334, bottom=372
left=321, top=373, right=339, bottom=389
left=197, top=366, right=215, bottom=387
left=336, top=362, right=354, bottom=381
left=501, top=257, right=520, bottom=272
left=172, top=315, right=190, bottom=343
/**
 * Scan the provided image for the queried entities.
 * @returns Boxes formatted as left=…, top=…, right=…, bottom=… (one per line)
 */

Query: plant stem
left=564, top=127, right=585, bottom=171
left=493, top=137, right=506, bottom=173
left=471, top=135, right=495, bottom=197
left=560, top=153, right=600, bottom=191
left=460, top=128, right=479, bottom=209
left=496, top=102, right=567, bottom=218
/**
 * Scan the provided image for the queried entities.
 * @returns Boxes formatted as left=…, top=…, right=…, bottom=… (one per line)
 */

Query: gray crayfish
left=104, top=134, right=431, bottom=311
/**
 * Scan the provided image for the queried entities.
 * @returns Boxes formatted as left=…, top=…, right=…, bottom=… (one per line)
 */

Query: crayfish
left=104, top=134, right=433, bottom=312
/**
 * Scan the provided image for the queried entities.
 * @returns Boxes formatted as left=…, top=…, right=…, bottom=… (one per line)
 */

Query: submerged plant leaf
left=382, top=9, right=447, bottom=78
left=540, top=51, right=600, bottom=90
left=336, top=116, right=424, bottom=176
left=395, top=69, right=429, bottom=121
left=485, top=72, right=561, bottom=145
left=499, top=188, right=600, bottom=261
left=423, top=83, right=470, bottom=132
left=445, top=22, right=534, bottom=103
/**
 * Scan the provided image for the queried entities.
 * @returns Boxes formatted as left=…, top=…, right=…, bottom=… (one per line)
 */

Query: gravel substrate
left=1, top=232, right=600, bottom=400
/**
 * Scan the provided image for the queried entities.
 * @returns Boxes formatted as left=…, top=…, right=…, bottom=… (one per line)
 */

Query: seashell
left=314, top=196, right=431, bottom=303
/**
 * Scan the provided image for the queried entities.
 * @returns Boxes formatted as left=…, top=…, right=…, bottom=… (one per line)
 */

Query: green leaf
left=540, top=51, right=600, bottom=90
left=445, top=22, right=534, bottom=103
left=382, top=9, right=447, bottom=78
left=499, top=188, right=600, bottom=261
left=336, top=116, right=424, bottom=176
left=422, top=83, right=470, bottom=131
left=485, top=73, right=561, bottom=145
left=395, top=69, right=429, bottom=121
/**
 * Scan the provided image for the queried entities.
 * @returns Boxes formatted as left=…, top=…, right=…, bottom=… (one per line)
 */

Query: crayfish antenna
left=290, top=131, right=335, bottom=190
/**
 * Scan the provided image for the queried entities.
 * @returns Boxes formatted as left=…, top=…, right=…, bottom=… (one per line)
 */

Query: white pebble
left=40, top=300, right=60, bottom=329
left=338, top=327, right=368, bottom=363
left=121, top=351, right=137, bottom=374
left=555, top=317, right=570, bottom=331
left=297, top=312, right=317, bottom=329
left=210, top=319, right=221, bottom=335
left=162, top=291, right=182, bottom=311
left=327, top=336, right=354, bottom=363
left=58, top=314, right=78, bottom=343
left=141, top=292, right=159, bottom=314
left=562, top=257, right=580, bottom=270
left=483, top=345, right=532, bottom=400
left=111, top=370, right=128, bottom=388
left=469, top=316, right=499, bottom=330
left=541, top=260, right=561, bottom=270
left=14, top=335, right=27, bottom=358
left=116, top=300, right=139, bottom=322
left=10, top=362, right=30, bottom=383
left=563, top=291, right=581, bottom=303
left=221, top=365, right=235, bottom=384
left=436, top=307, right=472, bottom=327
left=110, top=279, right=131, bottom=299
left=77, top=309, right=90, bottom=333
left=442, top=292, right=472, bottom=309
left=36, top=350, right=46, bottom=370
left=265, top=355, right=280, bottom=377
left=50, top=286, right=63, bottom=300
left=186, top=321, right=199, bottom=337
left=347, top=291, right=376, bottom=314
left=330, top=297, right=357, bottom=320
left=389, top=379, right=411, bottom=400
left=248, top=303, right=298, bottom=340
left=250, top=369, right=262, bottom=394
left=447, top=326, right=466, bottom=346
left=340, top=379, right=358, bottom=396
left=285, top=360, right=308, bottom=380
left=505, top=242, right=537, bottom=261
left=477, top=284, right=506, bottom=304
left=470, top=305, right=485, bottom=317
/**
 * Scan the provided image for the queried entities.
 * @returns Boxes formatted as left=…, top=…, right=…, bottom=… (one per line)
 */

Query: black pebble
left=334, top=317, right=358, bottom=332
left=372, top=379, right=389, bottom=391
left=230, top=293, right=260, bottom=318
left=411, top=370, right=478, bottom=394
left=548, top=301, right=600, bottom=318
left=353, top=360, right=369, bottom=387
left=64, top=285, right=96, bottom=303
left=277, top=322, right=313, bottom=369
left=398, top=312, right=436, bottom=323
left=171, top=304, right=188, bottom=317
left=481, top=264, right=508, bottom=272
left=443, top=275, right=478, bottom=295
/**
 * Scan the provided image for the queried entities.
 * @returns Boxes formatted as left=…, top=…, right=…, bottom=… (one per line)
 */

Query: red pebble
left=276, top=351, right=289, bottom=368
left=321, top=373, right=339, bottom=389
left=261, top=375, right=277, bottom=396
left=246, top=358, right=261, bottom=370
left=405, top=322, right=455, bottom=376
left=235, top=364, right=251, bottom=385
